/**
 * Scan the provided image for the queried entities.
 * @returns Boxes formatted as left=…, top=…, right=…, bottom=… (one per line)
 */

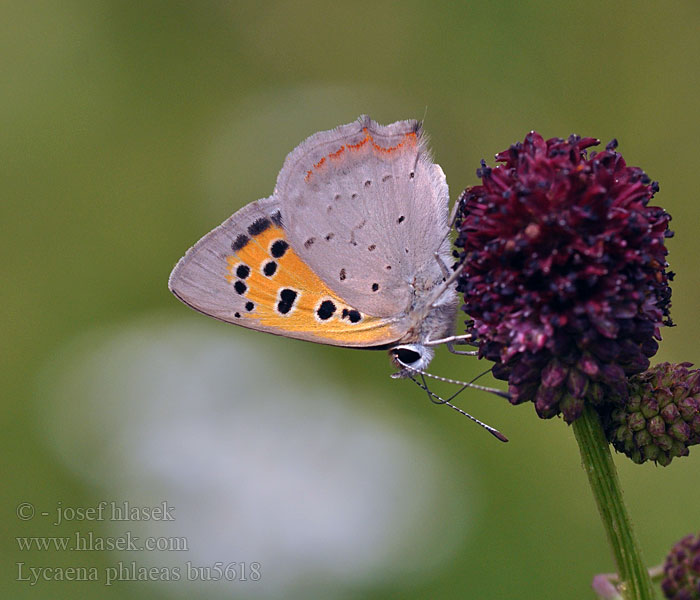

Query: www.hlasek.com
left=17, top=531, right=188, bottom=552
left=16, top=561, right=262, bottom=586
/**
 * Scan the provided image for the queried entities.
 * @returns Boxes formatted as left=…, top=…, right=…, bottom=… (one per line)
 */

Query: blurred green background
left=3, top=1, right=699, bottom=598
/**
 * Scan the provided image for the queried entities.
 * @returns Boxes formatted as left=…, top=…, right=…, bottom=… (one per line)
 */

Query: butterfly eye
left=392, top=347, right=422, bottom=366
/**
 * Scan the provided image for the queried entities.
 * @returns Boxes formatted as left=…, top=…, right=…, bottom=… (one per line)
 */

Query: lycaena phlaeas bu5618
left=169, top=116, right=507, bottom=439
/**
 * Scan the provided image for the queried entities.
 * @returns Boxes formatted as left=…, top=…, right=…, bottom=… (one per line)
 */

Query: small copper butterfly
left=169, top=116, right=466, bottom=377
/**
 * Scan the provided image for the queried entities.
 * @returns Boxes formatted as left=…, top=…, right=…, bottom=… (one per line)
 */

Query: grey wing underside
left=168, top=196, right=281, bottom=327
left=274, top=115, right=451, bottom=318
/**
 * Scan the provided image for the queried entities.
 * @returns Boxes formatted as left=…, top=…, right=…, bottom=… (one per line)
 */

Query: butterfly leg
left=425, top=333, right=473, bottom=346
left=433, top=200, right=464, bottom=270
left=425, top=333, right=478, bottom=356
left=424, top=333, right=479, bottom=356
left=433, top=251, right=451, bottom=279
left=446, top=341, right=478, bottom=356
left=427, top=261, right=466, bottom=308
left=448, top=196, right=463, bottom=229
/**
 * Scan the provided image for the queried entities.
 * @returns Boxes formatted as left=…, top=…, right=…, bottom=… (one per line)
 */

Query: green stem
left=572, top=404, right=657, bottom=600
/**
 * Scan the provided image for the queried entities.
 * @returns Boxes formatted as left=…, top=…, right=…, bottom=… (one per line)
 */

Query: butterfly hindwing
left=168, top=197, right=406, bottom=347
left=275, top=115, right=451, bottom=318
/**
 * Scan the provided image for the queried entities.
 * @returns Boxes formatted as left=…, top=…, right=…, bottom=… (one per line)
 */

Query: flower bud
left=601, top=363, right=700, bottom=466
left=661, top=532, right=700, bottom=599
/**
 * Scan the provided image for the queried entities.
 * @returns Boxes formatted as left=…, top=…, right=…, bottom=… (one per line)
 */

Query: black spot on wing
left=263, top=261, right=277, bottom=277
left=245, top=301, right=254, bottom=311
left=316, top=300, right=336, bottom=320
left=232, top=234, right=249, bottom=251
left=270, top=239, right=289, bottom=258
left=341, top=308, right=362, bottom=323
left=371, top=283, right=379, bottom=292
left=248, top=217, right=271, bottom=236
left=234, top=281, right=247, bottom=295
left=304, top=237, right=316, bottom=249
left=339, top=268, right=346, bottom=281
left=277, top=288, right=298, bottom=315
left=280, top=289, right=296, bottom=302
left=271, top=211, right=283, bottom=227
left=397, top=215, right=405, bottom=223
left=236, top=264, right=250, bottom=279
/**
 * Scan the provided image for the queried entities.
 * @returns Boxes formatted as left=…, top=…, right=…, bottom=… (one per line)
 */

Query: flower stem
left=572, top=404, right=657, bottom=600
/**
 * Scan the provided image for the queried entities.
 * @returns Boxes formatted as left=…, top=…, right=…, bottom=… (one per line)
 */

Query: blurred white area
left=35, top=315, right=477, bottom=598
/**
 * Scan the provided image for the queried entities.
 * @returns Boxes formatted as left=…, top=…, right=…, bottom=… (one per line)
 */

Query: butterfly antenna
left=444, top=367, right=502, bottom=403
left=397, top=362, right=510, bottom=399
left=410, top=375, right=508, bottom=442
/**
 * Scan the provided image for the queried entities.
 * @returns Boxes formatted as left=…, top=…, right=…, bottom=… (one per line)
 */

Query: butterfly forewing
left=168, top=196, right=406, bottom=347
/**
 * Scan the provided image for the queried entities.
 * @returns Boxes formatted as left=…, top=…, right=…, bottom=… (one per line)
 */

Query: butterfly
left=168, top=115, right=467, bottom=377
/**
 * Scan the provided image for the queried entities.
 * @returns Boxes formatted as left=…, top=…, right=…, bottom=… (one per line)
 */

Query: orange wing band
left=225, top=224, right=401, bottom=346
left=304, top=129, right=417, bottom=182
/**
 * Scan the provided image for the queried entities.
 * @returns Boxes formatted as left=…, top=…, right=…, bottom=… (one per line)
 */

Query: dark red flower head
left=662, top=532, right=700, bottom=600
left=454, top=132, right=673, bottom=422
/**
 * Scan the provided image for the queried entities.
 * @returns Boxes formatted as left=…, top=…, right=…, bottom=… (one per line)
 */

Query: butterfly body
left=169, top=116, right=458, bottom=374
